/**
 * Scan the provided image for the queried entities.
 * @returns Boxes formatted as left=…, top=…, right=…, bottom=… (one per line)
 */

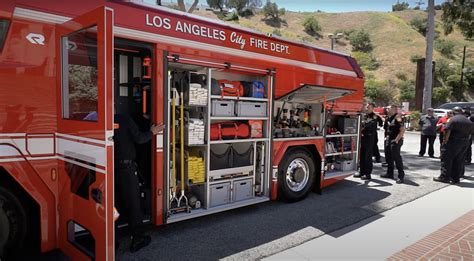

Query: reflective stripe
left=0, top=133, right=108, bottom=172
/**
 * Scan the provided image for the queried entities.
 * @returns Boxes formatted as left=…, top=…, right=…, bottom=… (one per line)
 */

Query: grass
left=193, top=9, right=473, bottom=86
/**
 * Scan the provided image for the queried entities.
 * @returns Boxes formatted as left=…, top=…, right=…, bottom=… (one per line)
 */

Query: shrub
left=335, top=29, right=355, bottom=39
left=432, top=87, right=451, bottom=107
left=410, top=16, right=427, bottom=36
left=262, top=0, right=285, bottom=21
left=435, top=58, right=455, bottom=82
left=435, top=39, right=456, bottom=58
left=303, top=16, right=322, bottom=37
left=446, top=74, right=468, bottom=101
left=398, top=80, right=416, bottom=103
left=348, top=29, right=373, bottom=53
left=223, top=10, right=239, bottom=21
left=300, top=35, right=314, bottom=43
left=365, top=79, right=394, bottom=104
left=392, top=1, right=409, bottom=11
left=395, top=72, right=408, bottom=81
left=352, top=51, right=380, bottom=71
left=410, top=54, right=423, bottom=63
left=271, top=28, right=282, bottom=36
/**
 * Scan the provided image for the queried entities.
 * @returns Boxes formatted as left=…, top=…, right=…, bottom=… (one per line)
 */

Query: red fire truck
left=0, top=0, right=364, bottom=260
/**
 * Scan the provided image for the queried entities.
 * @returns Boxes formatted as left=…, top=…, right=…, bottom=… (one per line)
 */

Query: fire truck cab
left=0, top=1, right=364, bottom=260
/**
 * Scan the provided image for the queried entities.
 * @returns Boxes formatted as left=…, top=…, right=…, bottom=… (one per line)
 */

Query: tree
left=441, top=0, right=474, bottom=39
left=262, top=0, right=285, bottom=21
left=302, top=16, right=321, bottom=37
left=348, top=30, right=373, bottom=53
left=248, top=0, right=262, bottom=9
left=228, top=0, right=248, bottom=13
left=176, top=0, right=199, bottom=13
left=207, top=0, right=228, bottom=12
left=392, top=1, right=409, bottom=11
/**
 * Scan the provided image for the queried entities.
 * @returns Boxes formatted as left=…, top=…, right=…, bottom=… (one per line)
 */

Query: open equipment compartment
left=165, top=58, right=273, bottom=223
left=272, top=84, right=360, bottom=181
left=323, top=111, right=361, bottom=179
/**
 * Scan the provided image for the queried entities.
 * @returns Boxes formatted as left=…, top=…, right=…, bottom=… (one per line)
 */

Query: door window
left=61, top=26, right=99, bottom=121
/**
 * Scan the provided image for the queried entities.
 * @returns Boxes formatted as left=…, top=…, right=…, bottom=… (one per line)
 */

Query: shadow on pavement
left=117, top=180, right=391, bottom=261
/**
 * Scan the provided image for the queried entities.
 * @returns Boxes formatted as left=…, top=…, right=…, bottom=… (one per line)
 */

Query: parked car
left=434, top=102, right=474, bottom=118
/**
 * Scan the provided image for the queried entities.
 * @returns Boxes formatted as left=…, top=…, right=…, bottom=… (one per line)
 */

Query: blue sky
left=150, top=0, right=446, bottom=13
left=272, top=0, right=446, bottom=12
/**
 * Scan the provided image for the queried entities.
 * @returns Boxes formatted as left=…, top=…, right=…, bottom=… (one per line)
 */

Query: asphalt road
left=116, top=131, right=473, bottom=261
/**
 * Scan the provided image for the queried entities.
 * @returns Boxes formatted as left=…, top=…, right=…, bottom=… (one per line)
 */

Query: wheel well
left=0, top=167, right=41, bottom=253
left=285, top=145, right=322, bottom=191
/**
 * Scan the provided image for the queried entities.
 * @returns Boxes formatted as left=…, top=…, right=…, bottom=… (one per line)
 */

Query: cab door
left=55, top=7, right=114, bottom=261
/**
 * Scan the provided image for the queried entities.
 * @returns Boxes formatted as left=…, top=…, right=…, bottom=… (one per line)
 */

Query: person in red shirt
left=436, top=110, right=453, bottom=150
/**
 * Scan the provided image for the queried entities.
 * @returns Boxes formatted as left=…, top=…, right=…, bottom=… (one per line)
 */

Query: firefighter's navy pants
left=385, top=139, right=405, bottom=180
left=440, top=139, right=470, bottom=182
left=115, top=161, right=143, bottom=236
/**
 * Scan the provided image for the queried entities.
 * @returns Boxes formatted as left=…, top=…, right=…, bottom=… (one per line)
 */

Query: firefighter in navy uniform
left=434, top=107, right=474, bottom=184
left=354, top=102, right=379, bottom=180
left=464, top=107, right=473, bottom=165
left=381, top=105, right=406, bottom=184
left=114, top=113, right=163, bottom=252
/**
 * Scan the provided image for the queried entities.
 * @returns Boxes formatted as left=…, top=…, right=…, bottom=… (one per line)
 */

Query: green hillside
left=192, top=8, right=473, bottom=104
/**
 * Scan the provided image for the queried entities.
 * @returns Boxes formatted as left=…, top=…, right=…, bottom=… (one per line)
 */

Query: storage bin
left=211, top=100, right=235, bottom=116
left=233, top=178, right=253, bottom=202
left=334, top=160, right=354, bottom=171
left=236, top=101, right=267, bottom=117
left=209, top=182, right=231, bottom=207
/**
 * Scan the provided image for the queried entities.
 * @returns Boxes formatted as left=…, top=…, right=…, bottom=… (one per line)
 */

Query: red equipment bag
left=210, top=123, right=221, bottom=140
left=210, top=122, right=250, bottom=140
left=248, top=120, right=263, bottom=138
left=217, top=80, right=244, bottom=97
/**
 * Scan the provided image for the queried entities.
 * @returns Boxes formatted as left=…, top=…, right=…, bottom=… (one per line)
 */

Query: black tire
left=0, top=187, right=27, bottom=258
left=278, top=149, right=316, bottom=202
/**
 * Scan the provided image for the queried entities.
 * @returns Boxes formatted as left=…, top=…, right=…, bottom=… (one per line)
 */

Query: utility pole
left=460, top=45, right=466, bottom=91
left=423, top=0, right=435, bottom=112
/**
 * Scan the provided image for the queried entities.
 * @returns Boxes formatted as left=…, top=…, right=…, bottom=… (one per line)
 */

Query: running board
left=166, top=196, right=270, bottom=224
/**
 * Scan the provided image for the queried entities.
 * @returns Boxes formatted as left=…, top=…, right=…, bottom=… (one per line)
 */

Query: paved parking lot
left=117, top=131, right=473, bottom=260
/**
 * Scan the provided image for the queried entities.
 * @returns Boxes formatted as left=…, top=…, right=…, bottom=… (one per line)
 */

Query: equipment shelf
left=325, top=151, right=356, bottom=157
left=208, top=165, right=254, bottom=177
left=324, top=170, right=355, bottom=180
left=210, top=95, right=268, bottom=102
left=210, top=138, right=268, bottom=144
left=210, top=116, right=268, bottom=121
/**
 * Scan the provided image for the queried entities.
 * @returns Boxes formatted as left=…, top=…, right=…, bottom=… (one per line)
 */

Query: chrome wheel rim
left=285, top=158, right=310, bottom=192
